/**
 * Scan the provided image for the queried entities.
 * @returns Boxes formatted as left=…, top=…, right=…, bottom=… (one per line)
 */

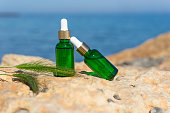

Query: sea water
left=0, top=13, right=170, bottom=62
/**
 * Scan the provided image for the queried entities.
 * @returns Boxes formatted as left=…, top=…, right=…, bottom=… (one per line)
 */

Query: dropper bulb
left=70, top=36, right=83, bottom=48
left=61, top=18, right=68, bottom=31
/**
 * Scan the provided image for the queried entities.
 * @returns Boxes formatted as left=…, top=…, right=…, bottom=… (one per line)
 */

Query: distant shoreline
left=0, top=12, right=19, bottom=17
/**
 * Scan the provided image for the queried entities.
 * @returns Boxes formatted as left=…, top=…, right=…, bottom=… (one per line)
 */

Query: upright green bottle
left=54, top=19, right=74, bottom=77
left=70, top=37, right=118, bottom=81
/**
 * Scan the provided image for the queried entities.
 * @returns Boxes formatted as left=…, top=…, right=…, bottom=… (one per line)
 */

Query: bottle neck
left=59, top=39, right=70, bottom=43
left=76, top=42, right=90, bottom=56
left=84, top=49, right=91, bottom=57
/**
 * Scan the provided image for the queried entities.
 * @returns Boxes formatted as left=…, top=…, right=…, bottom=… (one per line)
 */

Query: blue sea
left=0, top=13, right=170, bottom=62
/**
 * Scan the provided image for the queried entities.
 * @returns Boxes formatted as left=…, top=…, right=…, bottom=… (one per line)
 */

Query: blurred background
left=0, top=0, right=170, bottom=62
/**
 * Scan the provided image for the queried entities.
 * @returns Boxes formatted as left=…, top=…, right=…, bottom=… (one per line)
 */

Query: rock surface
left=117, top=57, right=166, bottom=68
left=0, top=32, right=170, bottom=113
left=1, top=54, right=54, bottom=67
left=0, top=68, right=169, bottom=113
left=107, top=32, right=170, bottom=64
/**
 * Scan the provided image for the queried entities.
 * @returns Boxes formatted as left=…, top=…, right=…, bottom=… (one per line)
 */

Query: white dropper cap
left=70, top=36, right=83, bottom=48
left=61, top=18, right=68, bottom=31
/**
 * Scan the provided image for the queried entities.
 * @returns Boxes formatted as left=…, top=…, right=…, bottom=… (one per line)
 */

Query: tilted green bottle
left=70, top=37, right=118, bottom=81
left=54, top=19, right=74, bottom=77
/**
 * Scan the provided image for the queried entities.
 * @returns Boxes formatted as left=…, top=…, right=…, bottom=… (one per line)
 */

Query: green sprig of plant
left=0, top=60, right=76, bottom=93
left=15, top=61, right=75, bottom=76
left=12, top=73, right=39, bottom=93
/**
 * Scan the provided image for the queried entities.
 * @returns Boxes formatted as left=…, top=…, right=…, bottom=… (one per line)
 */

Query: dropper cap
left=70, top=36, right=83, bottom=48
left=58, top=18, right=70, bottom=39
left=61, top=19, right=68, bottom=31
left=70, top=36, right=90, bottom=56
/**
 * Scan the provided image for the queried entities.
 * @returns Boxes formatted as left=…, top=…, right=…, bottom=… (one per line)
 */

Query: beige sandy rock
left=107, top=32, right=170, bottom=63
left=1, top=54, right=55, bottom=67
left=0, top=32, right=169, bottom=113
left=0, top=66, right=169, bottom=113
left=158, top=57, right=170, bottom=71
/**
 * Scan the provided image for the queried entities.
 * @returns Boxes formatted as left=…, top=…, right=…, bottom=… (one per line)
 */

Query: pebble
left=107, top=98, right=114, bottom=103
left=113, top=94, right=121, bottom=100
left=41, top=87, right=48, bottom=93
left=149, top=107, right=164, bottom=113
left=16, top=109, right=29, bottom=113
left=115, top=76, right=124, bottom=81
left=97, top=88, right=104, bottom=93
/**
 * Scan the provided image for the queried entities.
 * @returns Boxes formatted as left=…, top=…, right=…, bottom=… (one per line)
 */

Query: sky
left=0, top=0, right=170, bottom=13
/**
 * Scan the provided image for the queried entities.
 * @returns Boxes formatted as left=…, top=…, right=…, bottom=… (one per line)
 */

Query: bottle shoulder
left=84, top=49, right=103, bottom=59
left=56, top=42, right=74, bottom=49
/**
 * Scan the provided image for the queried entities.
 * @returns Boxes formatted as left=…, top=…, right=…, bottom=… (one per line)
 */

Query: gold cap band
left=58, top=30, right=70, bottom=39
left=77, top=42, right=90, bottom=56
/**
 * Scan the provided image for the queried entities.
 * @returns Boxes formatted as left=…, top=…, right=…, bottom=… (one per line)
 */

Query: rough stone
left=1, top=54, right=55, bottom=67
left=118, top=57, right=166, bottom=68
left=107, top=32, right=170, bottom=64
left=109, top=32, right=170, bottom=71
left=0, top=32, right=170, bottom=113
left=0, top=67, right=169, bottom=113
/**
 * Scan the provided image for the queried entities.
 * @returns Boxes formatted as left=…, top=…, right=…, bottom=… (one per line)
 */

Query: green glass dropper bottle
left=54, top=19, right=74, bottom=77
left=70, top=37, right=118, bottom=81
